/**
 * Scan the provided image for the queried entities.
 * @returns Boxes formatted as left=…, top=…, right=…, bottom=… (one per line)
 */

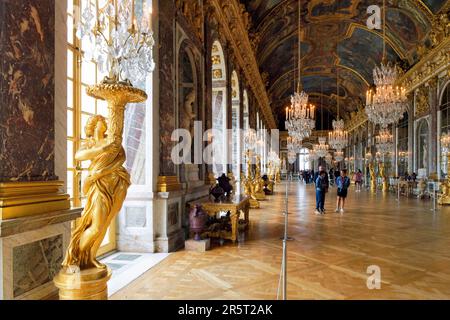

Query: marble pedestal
left=54, top=266, right=111, bottom=300
left=154, top=190, right=185, bottom=253
left=0, top=208, right=81, bottom=300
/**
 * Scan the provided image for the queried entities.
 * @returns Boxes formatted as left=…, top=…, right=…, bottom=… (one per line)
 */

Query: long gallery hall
left=1, top=0, right=450, bottom=302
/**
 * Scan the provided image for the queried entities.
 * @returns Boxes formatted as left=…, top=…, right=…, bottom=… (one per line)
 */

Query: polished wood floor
left=112, top=182, right=450, bottom=300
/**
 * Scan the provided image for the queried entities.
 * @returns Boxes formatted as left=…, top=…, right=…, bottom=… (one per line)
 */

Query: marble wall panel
left=0, top=0, right=56, bottom=182
left=12, top=234, right=63, bottom=298
left=159, top=0, right=177, bottom=176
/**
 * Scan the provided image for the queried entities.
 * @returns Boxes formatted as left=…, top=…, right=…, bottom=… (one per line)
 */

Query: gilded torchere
left=369, top=162, right=377, bottom=193
left=242, top=150, right=260, bottom=209
left=253, top=155, right=266, bottom=201
left=54, top=82, right=147, bottom=300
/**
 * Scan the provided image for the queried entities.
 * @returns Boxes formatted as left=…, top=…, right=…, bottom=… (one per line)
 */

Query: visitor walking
left=335, top=169, right=351, bottom=214
left=354, top=169, right=363, bottom=192
left=315, top=170, right=327, bottom=215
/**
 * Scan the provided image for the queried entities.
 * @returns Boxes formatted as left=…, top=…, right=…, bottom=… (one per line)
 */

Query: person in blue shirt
left=335, top=169, right=351, bottom=213
left=315, top=171, right=327, bottom=215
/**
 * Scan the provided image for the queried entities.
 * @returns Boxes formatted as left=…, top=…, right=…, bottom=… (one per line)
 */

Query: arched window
left=298, top=148, right=311, bottom=171
left=211, top=40, right=227, bottom=175
left=231, top=71, right=241, bottom=178
left=440, top=83, right=450, bottom=178
left=178, top=45, right=198, bottom=184
left=243, top=90, right=249, bottom=130
left=417, top=119, right=429, bottom=175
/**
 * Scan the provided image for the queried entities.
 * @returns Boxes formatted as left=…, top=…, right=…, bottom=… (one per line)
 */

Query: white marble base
left=117, top=192, right=156, bottom=253
left=101, top=252, right=170, bottom=297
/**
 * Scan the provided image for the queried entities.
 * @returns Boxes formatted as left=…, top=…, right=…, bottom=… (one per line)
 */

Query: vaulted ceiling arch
left=241, top=0, right=447, bottom=129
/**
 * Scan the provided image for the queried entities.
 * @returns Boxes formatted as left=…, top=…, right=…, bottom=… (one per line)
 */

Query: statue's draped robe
left=62, top=141, right=130, bottom=268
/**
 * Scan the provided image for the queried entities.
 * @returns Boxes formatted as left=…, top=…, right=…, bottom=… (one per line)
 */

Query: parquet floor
left=112, top=182, right=450, bottom=300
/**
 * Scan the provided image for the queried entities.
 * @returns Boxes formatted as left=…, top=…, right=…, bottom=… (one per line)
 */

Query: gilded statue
left=439, top=152, right=450, bottom=205
left=62, top=115, right=130, bottom=270
left=369, top=162, right=377, bottom=193
left=242, top=173, right=259, bottom=209
left=252, top=155, right=266, bottom=200
left=379, top=162, right=389, bottom=193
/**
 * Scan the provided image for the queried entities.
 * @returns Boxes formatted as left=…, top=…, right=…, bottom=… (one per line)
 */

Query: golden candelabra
left=241, top=150, right=260, bottom=208
left=54, top=82, right=147, bottom=300
left=253, top=155, right=266, bottom=201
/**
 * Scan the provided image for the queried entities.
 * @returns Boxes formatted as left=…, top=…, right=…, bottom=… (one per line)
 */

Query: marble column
left=238, top=75, right=245, bottom=176
left=0, top=1, right=56, bottom=181
left=157, top=0, right=178, bottom=182
left=0, top=0, right=80, bottom=300
left=153, top=0, right=188, bottom=252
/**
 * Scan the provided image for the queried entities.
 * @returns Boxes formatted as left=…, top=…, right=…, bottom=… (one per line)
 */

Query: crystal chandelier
left=287, top=136, right=302, bottom=153
left=285, top=0, right=315, bottom=139
left=244, top=129, right=257, bottom=151
left=288, top=150, right=297, bottom=164
left=329, top=66, right=348, bottom=150
left=329, top=119, right=348, bottom=150
left=313, top=137, right=329, bottom=158
left=308, top=149, right=320, bottom=161
left=77, top=0, right=155, bottom=85
left=376, top=128, right=394, bottom=155
left=365, top=0, right=407, bottom=129
left=285, top=93, right=316, bottom=140
left=441, top=132, right=450, bottom=149
left=334, top=149, right=344, bottom=162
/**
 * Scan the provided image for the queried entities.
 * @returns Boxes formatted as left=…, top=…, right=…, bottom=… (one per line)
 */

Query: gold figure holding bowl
left=54, top=82, right=147, bottom=300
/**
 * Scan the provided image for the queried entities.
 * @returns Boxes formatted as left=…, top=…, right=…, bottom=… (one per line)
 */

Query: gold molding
left=0, top=181, right=70, bottom=220
left=157, top=176, right=182, bottom=192
left=207, top=0, right=277, bottom=129
left=401, top=15, right=450, bottom=92
left=344, top=109, right=368, bottom=133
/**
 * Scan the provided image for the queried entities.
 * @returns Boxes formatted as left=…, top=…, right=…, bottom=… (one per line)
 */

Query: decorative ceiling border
left=401, top=38, right=450, bottom=93
left=206, top=0, right=277, bottom=129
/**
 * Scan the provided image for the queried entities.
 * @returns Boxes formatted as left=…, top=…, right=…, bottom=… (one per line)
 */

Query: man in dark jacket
left=315, top=171, right=327, bottom=214
left=314, top=166, right=329, bottom=213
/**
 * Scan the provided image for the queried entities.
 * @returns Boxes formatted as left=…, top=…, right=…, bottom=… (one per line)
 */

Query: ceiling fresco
left=422, top=0, right=447, bottom=14
left=241, top=0, right=449, bottom=129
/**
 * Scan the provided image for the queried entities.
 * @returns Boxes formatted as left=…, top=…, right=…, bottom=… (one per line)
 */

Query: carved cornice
left=206, top=0, right=277, bottom=129
left=176, top=0, right=204, bottom=44
left=345, top=109, right=368, bottom=133
left=401, top=13, right=450, bottom=92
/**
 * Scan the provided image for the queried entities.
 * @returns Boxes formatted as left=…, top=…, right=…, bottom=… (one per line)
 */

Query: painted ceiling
left=241, top=0, right=449, bottom=129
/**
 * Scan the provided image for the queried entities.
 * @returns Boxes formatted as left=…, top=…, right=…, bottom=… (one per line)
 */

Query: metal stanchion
left=277, top=178, right=292, bottom=300
left=397, top=180, right=401, bottom=203
left=282, top=181, right=288, bottom=300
